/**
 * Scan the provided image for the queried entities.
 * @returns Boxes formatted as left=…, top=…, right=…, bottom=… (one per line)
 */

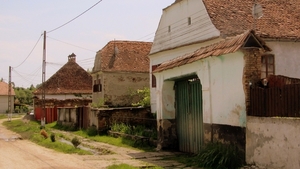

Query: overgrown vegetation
left=131, top=87, right=150, bottom=107
left=91, top=98, right=106, bottom=108
left=86, top=125, right=98, bottom=136
left=14, top=85, right=36, bottom=106
left=198, top=142, right=244, bottom=169
left=111, top=123, right=157, bottom=139
left=166, top=142, right=244, bottom=169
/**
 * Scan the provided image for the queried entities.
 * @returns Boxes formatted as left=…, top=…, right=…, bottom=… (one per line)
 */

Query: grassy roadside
left=3, top=118, right=155, bottom=154
left=2, top=118, right=197, bottom=168
left=0, top=113, right=26, bottom=119
left=3, top=119, right=91, bottom=155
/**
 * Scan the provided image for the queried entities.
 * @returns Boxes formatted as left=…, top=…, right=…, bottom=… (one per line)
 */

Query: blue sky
left=0, top=0, right=174, bottom=88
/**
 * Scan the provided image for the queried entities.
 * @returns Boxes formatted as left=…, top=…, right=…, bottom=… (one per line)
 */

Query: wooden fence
left=249, top=84, right=300, bottom=117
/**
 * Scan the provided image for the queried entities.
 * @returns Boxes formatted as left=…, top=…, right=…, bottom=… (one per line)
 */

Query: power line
left=47, top=36, right=96, bottom=52
left=47, top=0, right=103, bottom=34
left=13, top=34, right=43, bottom=68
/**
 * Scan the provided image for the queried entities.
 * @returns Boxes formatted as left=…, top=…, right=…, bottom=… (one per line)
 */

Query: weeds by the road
left=3, top=119, right=91, bottom=155
left=51, top=122, right=155, bottom=152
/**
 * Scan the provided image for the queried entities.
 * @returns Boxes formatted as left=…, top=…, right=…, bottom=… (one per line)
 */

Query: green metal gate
left=175, top=77, right=203, bottom=153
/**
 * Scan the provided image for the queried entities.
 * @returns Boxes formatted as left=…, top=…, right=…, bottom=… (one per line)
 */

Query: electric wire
left=47, top=36, right=97, bottom=53
left=47, top=0, right=103, bottom=34
left=13, top=34, right=43, bottom=68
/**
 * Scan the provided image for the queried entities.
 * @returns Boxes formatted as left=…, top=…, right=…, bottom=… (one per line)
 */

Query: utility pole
left=8, top=66, right=12, bottom=121
left=41, top=31, right=46, bottom=127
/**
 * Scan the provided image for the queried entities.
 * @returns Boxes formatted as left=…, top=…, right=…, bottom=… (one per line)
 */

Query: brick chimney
left=68, top=53, right=76, bottom=62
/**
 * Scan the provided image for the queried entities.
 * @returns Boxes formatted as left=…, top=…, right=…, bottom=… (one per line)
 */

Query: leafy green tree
left=13, top=84, right=36, bottom=105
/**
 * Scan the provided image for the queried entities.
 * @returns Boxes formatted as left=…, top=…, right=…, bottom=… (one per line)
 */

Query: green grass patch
left=163, top=154, right=199, bottom=167
left=3, top=119, right=91, bottom=155
left=0, top=113, right=26, bottom=119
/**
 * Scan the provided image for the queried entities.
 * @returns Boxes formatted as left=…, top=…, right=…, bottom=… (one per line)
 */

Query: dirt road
left=0, top=118, right=152, bottom=169
left=0, top=117, right=192, bottom=169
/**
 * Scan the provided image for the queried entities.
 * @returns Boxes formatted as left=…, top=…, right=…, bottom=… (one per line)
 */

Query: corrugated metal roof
left=154, top=30, right=269, bottom=73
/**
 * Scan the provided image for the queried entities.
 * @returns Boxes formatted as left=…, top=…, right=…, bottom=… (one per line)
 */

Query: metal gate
left=175, top=77, right=203, bottom=153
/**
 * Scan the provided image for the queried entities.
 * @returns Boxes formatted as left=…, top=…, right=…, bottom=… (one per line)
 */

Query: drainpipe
left=207, top=59, right=213, bottom=143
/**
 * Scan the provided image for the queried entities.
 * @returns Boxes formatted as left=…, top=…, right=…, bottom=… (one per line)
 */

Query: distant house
left=92, top=41, right=152, bottom=107
left=149, top=0, right=300, bottom=157
left=33, top=53, right=92, bottom=123
left=0, top=81, right=15, bottom=113
left=34, top=53, right=92, bottom=100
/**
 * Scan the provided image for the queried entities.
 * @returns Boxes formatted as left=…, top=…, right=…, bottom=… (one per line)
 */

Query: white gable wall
left=266, top=41, right=300, bottom=79
left=149, top=0, right=220, bottom=113
left=154, top=51, right=246, bottom=127
left=150, top=0, right=220, bottom=54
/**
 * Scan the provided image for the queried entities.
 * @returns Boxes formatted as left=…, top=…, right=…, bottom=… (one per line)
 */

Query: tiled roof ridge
left=154, top=30, right=267, bottom=73
left=203, top=0, right=300, bottom=39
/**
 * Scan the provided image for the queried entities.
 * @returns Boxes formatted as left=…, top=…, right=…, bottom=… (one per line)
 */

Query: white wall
left=266, top=41, right=300, bottom=79
left=0, top=96, right=14, bottom=113
left=149, top=0, right=220, bottom=113
left=150, top=0, right=220, bottom=54
left=150, top=39, right=222, bottom=113
left=155, top=51, right=247, bottom=127
left=247, top=116, right=300, bottom=169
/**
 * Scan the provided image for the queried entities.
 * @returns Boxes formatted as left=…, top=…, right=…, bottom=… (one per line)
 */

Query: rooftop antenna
left=252, top=0, right=263, bottom=30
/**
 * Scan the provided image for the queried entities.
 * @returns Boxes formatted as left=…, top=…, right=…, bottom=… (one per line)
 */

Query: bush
left=50, top=133, right=55, bottom=142
left=197, top=142, right=244, bottom=169
left=40, top=129, right=48, bottom=139
left=87, top=125, right=98, bottom=136
left=131, top=87, right=150, bottom=107
left=71, top=137, right=81, bottom=148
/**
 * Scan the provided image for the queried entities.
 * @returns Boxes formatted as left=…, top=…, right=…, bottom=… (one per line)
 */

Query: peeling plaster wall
left=246, top=116, right=300, bottom=169
left=102, top=72, right=149, bottom=107
left=154, top=51, right=247, bottom=149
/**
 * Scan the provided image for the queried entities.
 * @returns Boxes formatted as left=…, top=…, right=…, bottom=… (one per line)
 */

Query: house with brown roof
left=92, top=40, right=152, bottom=107
left=33, top=53, right=92, bottom=123
left=34, top=53, right=92, bottom=100
left=150, top=0, right=300, bottom=166
left=0, top=81, right=15, bottom=113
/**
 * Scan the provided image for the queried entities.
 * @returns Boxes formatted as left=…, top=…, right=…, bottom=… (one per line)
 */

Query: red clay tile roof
left=154, top=30, right=269, bottom=73
left=203, top=0, right=300, bottom=39
left=93, top=41, right=152, bottom=73
left=34, top=54, right=92, bottom=95
left=0, top=82, right=15, bottom=96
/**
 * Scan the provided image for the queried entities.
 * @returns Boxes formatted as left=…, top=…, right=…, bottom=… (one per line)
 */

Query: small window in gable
left=93, top=77, right=102, bottom=92
left=168, top=26, right=171, bottom=33
left=152, top=64, right=160, bottom=87
left=261, top=54, right=275, bottom=78
left=188, top=17, right=191, bottom=25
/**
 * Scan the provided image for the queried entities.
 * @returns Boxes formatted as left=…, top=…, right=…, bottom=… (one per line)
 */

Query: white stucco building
left=149, top=0, right=300, bottom=164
